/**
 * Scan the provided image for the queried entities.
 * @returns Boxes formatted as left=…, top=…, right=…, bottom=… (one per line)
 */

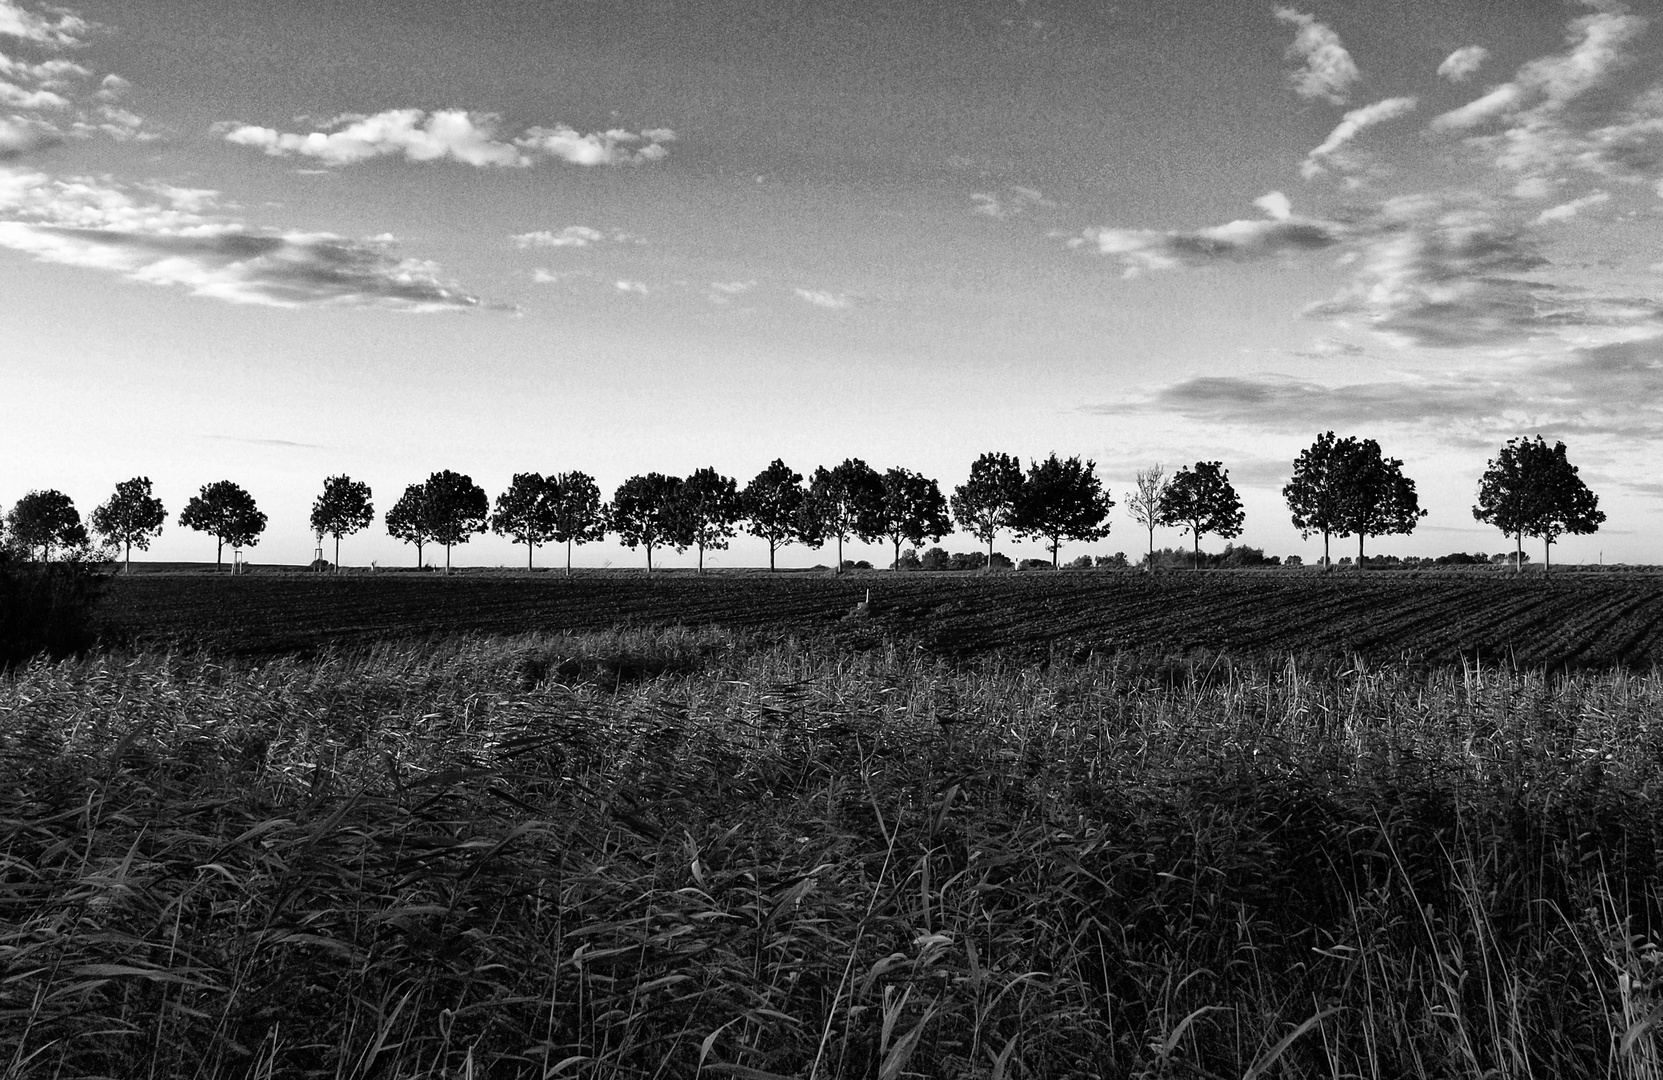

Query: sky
left=3, top=0, right=1662, bottom=568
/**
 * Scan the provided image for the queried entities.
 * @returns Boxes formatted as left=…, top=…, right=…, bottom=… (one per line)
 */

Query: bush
left=1284, top=554, right=1303, bottom=567
left=919, top=547, right=949, bottom=571
left=1017, top=558, right=1052, bottom=571
left=1095, top=553, right=1129, bottom=569
left=0, top=552, right=104, bottom=670
left=1066, top=555, right=1094, bottom=569
left=839, top=560, right=873, bottom=571
left=987, top=552, right=1013, bottom=570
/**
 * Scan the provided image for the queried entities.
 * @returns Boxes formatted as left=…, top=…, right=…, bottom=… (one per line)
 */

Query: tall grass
left=3, top=629, right=1662, bottom=1077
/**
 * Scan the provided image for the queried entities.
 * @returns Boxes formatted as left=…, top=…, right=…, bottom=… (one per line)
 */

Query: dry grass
left=3, top=629, right=1663, bottom=1077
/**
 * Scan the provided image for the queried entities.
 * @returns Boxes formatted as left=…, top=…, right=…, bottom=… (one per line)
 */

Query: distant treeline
left=1, top=433, right=1606, bottom=573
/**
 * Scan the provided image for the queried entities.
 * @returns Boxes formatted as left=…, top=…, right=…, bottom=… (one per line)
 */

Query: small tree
left=1159, top=461, right=1245, bottom=570
left=422, top=470, right=489, bottom=574
left=6, top=490, right=87, bottom=562
left=386, top=484, right=433, bottom=567
left=179, top=481, right=266, bottom=571
left=1284, top=432, right=1352, bottom=569
left=611, top=473, right=689, bottom=571
left=951, top=452, right=1024, bottom=571
left=808, top=459, right=884, bottom=573
left=310, top=475, right=374, bottom=572
left=491, top=472, right=559, bottom=570
left=1473, top=436, right=1604, bottom=572
left=1016, top=453, right=1113, bottom=568
left=1125, top=464, right=1168, bottom=573
left=1341, top=439, right=1426, bottom=564
left=681, top=467, right=743, bottom=574
left=875, top=467, right=951, bottom=570
left=742, top=460, right=821, bottom=571
left=91, top=477, right=167, bottom=571
left=550, top=471, right=608, bottom=577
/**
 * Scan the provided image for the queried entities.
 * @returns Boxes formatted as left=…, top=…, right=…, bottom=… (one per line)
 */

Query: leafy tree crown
left=1159, top=461, right=1245, bottom=539
left=310, top=475, right=375, bottom=541
left=179, top=481, right=267, bottom=549
left=950, top=452, right=1024, bottom=544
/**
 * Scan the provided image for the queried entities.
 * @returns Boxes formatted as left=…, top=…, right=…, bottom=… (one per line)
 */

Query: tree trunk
left=1358, top=532, right=1365, bottom=569
left=893, top=537, right=902, bottom=571
left=335, top=535, right=341, bottom=573
left=835, top=532, right=844, bottom=574
left=646, top=543, right=654, bottom=572
left=1051, top=534, right=1059, bottom=569
left=415, top=540, right=424, bottom=569
left=1544, top=537, right=1551, bottom=573
left=1147, top=525, right=1155, bottom=574
left=566, top=538, right=573, bottom=578
left=1322, top=530, right=1330, bottom=571
left=1516, top=531, right=1523, bottom=574
left=216, top=536, right=223, bottom=572
left=769, top=538, right=776, bottom=572
left=124, top=540, right=131, bottom=572
left=698, top=542, right=705, bottom=575
left=1193, top=529, right=1200, bottom=571
left=445, top=544, right=452, bottom=575
left=986, top=531, right=994, bottom=573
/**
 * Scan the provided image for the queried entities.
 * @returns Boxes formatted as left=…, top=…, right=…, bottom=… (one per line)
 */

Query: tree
left=681, top=467, right=743, bottom=574
left=6, top=490, right=87, bottom=562
left=1159, top=461, right=1245, bottom=570
left=1473, top=436, right=1604, bottom=572
left=951, top=452, right=1024, bottom=571
left=611, top=473, right=689, bottom=571
left=808, top=459, right=884, bottom=573
left=421, top=470, right=489, bottom=574
left=742, top=459, right=821, bottom=571
left=179, top=481, right=266, bottom=571
left=91, top=478, right=167, bottom=571
left=491, top=473, right=558, bottom=570
left=1015, top=453, right=1113, bottom=568
left=1284, top=432, right=1353, bottom=569
left=1340, top=439, right=1426, bottom=564
left=875, top=467, right=951, bottom=570
left=1125, top=464, right=1169, bottom=573
left=386, top=484, right=433, bottom=568
left=550, top=471, right=608, bottom=577
left=310, top=475, right=374, bottom=572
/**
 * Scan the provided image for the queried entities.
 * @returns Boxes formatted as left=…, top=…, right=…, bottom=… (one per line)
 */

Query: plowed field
left=92, top=570, right=1663, bottom=668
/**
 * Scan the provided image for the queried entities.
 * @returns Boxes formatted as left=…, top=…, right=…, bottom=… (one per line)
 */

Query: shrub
left=1095, top=553, right=1129, bottom=568
left=0, top=551, right=104, bottom=670
left=891, top=550, right=923, bottom=571
left=839, top=560, right=873, bottom=571
left=1284, top=554, right=1303, bottom=567
left=987, top=551, right=1013, bottom=570
left=919, top=547, right=949, bottom=571
left=1018, top=558, right=1052, bottom=571
left=1066, top=555, right=1094, bottom=569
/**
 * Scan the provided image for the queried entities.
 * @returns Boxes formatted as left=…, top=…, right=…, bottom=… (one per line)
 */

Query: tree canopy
left=741, top=459, right=820, bottom=571
left=1159, top=461, right=1244, bottom=569
left=491, top=472, right=559, bottom=570
left=91, top=477, right=166, bottom=571
left=385, top=484, right=432, bottom=567
left=1340, top=439, right=1425, bottom=563
left=421, top=471, right=489, bottom=573
left=310, top=475, right=374, bottom=570
left=179, top=482, right=266, bottom=570
left=1283, top=432, right=1351, bottom=567
left=1126, top=464, right=1169, bottom=573
left=1474, top=436, right=1604, bottom=571
left=950, top=452, right=1024, bottom=568
left=7, top=490, right=87, bottom=562
left=681, top=467, right=743, bottom=573
left=549, top=471, right=608, bottom=576
left=808, top=459, right=884, bottom=572
left=1015, top=453, right=1113, bottom=568
left=610, top=473, right=689, bottom=571
left=875, top=467, right=951, bottom=570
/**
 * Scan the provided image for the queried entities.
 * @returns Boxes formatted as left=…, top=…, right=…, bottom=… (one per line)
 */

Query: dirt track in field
left=92, top=569, right=1663, bottom=668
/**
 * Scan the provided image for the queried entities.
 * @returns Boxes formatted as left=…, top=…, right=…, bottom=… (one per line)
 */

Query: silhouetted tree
left=681, top=467, right=742, bottom=574
left=808, top=458, right=884, bottom=573
left=611, top=473, right=689, bottom=572
left=386, top=484, right=432, bottom=567
left=1340, top=439, right=1425, bottom=565
left=742, top=459, right=821, bottom=571
left=550, top=471, right=608, bottom=577
left=6, top=490, right=86, bottom=562
left=91, top=477, right=166, bottom=571
left=491, top=472, right=558, bottom=570
left=179, top=481, right=266, bottom=571
left=1159, top=461, right=1245, bottom=570
left=310, top=475, right=374, bottom=572
left=421, top=470, right=489, bottom=574
left=951, top=452, right=1024, bottom=571
left=1016, top=453, right=1113, bottom=568
left=1126, top=464, right=1168, bottom=573
left=1284, top=432, right=1352, bottom=569
left=875, top=467, right=951, bottom=570
left=1474, top=436, right=1604, bottom=572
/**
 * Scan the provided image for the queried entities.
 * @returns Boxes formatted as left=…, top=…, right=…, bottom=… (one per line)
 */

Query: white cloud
left=0, top=167, right=479, bottom=310
left=970, top=185, right=1056, bottom=218
left=0, top=78, right=66, bottom=109
left=513, top=226, right=605, bottom=248
left=1512, top=176, right=1555, bottom=200
left=1437, top=46, right=1490, bottom=83
left=794, top=288, right=851, bottom=309
left=614, top=279, right=649, bottom=295
left=1274, top=7, right=1360, bottom=104
left=0, top=0, right=90, bottom=47
left=1301, top=95, right=1418, bottom=178
left=1534, top=189, right=1611, bottom=223
left=531, top=267, right=591, bottom=285
left=1253, top=191, right=1293, bottom=220
left=1076, top=193, right=1342, bottom=277
left=0, top=114, right=57, bottom=156
left=222, top=109, right=676, bottom=168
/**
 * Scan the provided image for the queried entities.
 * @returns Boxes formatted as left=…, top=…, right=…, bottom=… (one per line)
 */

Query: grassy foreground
left=5, top=631, right=1663, bottom=1078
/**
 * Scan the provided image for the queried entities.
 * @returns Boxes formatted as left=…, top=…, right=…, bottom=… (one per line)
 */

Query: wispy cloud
left=221, top=109, right=675, bottom=168
left=511, top=225, right=642, bottom=248
left=1074, top=191, right=1341, bottom=277
left=614, top=279, right=648, bottom=295
left=970, top=185, right=1056, bottom=219
left=1274, top=7, right=1360, bottom=104
left=0, top=167, right=480, bottom=310
left=1301, top=96, right=1419, bottom=179
left=707, top=279, right=756, bottom=305
left=1535, top=189, right=1611, bottom=223
left=0, top=0, right=91, bottom=47
left=0, top=1, right=150, bottom=152
left=794, top=288, right=852, bottom=309
left=1437, top=45, right=1490, bottom=83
